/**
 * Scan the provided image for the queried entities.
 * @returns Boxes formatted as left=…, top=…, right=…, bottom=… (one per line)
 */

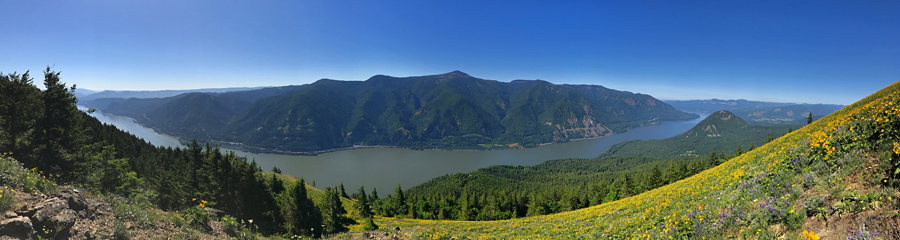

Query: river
left=84, top=107, right=705, bottom=193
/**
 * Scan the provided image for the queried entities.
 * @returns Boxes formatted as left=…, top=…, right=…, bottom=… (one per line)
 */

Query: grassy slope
left=260, top=171, right=357, bottom=216
left=359, top=80, right=900, bottom=239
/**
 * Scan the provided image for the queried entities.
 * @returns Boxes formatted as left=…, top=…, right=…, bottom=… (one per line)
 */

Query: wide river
left=85, top=107, right=705, bottom=192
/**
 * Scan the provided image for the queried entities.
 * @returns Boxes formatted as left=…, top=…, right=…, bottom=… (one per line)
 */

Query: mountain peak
left=440, top=70, right=472, bottom=78
left=681, top=110, right=748, bottom=138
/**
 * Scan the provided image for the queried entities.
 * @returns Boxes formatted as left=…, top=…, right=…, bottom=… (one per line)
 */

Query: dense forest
left=0, top=69, right=362, bottom=238
left=83, top=71, right=698, bottom=153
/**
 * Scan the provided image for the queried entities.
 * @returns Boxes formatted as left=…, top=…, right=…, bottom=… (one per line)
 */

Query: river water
left=84, top=107, right=705, bottom=192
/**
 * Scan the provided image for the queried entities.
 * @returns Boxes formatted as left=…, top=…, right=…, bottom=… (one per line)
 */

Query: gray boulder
left=20, top=197, right=76, bottom=239
left=0, top=216, right=35, bottom=239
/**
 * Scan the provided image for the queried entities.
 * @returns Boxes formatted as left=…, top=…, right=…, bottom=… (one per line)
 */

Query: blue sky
left=1, top=1, right=898, bottom=105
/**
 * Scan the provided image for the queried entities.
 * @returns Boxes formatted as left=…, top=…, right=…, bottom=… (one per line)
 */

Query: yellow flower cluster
left=802, top=230, right=820, bottom=240
left=894, top=142, right=900, bottom=155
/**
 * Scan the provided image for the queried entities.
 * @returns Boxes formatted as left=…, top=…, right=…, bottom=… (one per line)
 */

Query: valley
left=85, top=105, right=706, bottom=193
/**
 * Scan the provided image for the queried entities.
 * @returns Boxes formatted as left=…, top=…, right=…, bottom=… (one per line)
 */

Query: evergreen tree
left=807, top=112, right=813, bottom=124
left=646, top=165, right=663, bottom=190
left=393, top=184, right=406, bottom=215
left=370, top=187, right=379, bottom=200
left=0, top=71, right=42, bottom=163
left=735, top=144, right=743, bottom=156
left=284, top=179, right=321, bottom=237
left=339, top=183, right=349, bottom=198
left=35, top=67, right=83, bottom=178
left=271, top=173, right=285, bottom=194
left=525, top=193, right=546, bottom=216
left=322, top=187, right=351, bottom=234
left=356, top=186, right=373, bottom=218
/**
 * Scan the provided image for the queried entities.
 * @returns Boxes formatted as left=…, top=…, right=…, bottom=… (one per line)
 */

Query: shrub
left=180, top=199, right=210, bottom=229
left=805, top=195, right=826, bottom=218
left=114, top=220, right=131, bottom=240
left=0, top=186, right=14, bottom=212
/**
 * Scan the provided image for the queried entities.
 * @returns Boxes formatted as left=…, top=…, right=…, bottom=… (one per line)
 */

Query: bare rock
left=0, top=216, right=35, bottom=239
left=54, top=188, right=88, bottom=212
left=27, top=197, right=76, bottom=239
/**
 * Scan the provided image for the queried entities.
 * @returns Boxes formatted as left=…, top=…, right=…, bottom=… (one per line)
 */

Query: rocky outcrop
left=0, top=216, right=34, bottom=239
left=2, top=187, right=100, bottom=240
left=15, top=197, right=76, bottom=239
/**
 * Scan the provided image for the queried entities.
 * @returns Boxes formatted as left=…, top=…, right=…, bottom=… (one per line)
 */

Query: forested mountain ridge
left=84, top=71, right=698, bottom=153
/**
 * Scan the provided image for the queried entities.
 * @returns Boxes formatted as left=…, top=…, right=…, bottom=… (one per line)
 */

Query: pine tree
left=322, top=187, right=351, bottom=234
left=647, top=165, right=662, bottom=190
left=35, top=67, right=83, bottom=178
left=339, top=183, right=349, bottom=198
left=285, top=179, right=321, bottom=237
left=370, top=187, right=379, bottom=200
left=393, top=184, right=406, bottom=215
left=807, top=112, right=813, bottom=124
left=620, top=174, right=634, bottom=199
left=356, top=186, right=373, bottom=218
left=0, top=71, right=42, bottom=163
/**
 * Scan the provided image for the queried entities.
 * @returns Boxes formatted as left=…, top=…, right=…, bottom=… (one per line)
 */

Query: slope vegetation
left=365, top=80, right=900, bottom=239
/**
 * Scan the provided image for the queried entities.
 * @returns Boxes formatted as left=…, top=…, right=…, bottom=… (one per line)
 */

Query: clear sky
left=2, top=1, right=898, bottom=105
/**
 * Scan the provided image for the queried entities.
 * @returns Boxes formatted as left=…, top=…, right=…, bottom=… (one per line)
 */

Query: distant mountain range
left=77, top=87, right=266, bottom=102
left=665, top=99, right=844, bottom=125
left=80, top=71, right=698, bottom=153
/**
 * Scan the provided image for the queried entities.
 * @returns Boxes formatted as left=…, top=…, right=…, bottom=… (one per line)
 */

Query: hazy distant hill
left=78, top=87, right=266, bottom=103
left=85, top=71, right=698, bottom=153
left=599, top=110, right=794, bottom=159
left=732, top=104, right=844, bottom=125
left=665, top=99, right=843, bottom=126
left=665, top=99, right=795, bottom=113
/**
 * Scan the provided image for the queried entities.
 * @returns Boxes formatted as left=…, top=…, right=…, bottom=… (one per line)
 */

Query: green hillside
left=361, top=81, right=900, bottom=239
left=600, top=110, right=796, bottom=159
left=87, top=71, right=698, bottom=153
